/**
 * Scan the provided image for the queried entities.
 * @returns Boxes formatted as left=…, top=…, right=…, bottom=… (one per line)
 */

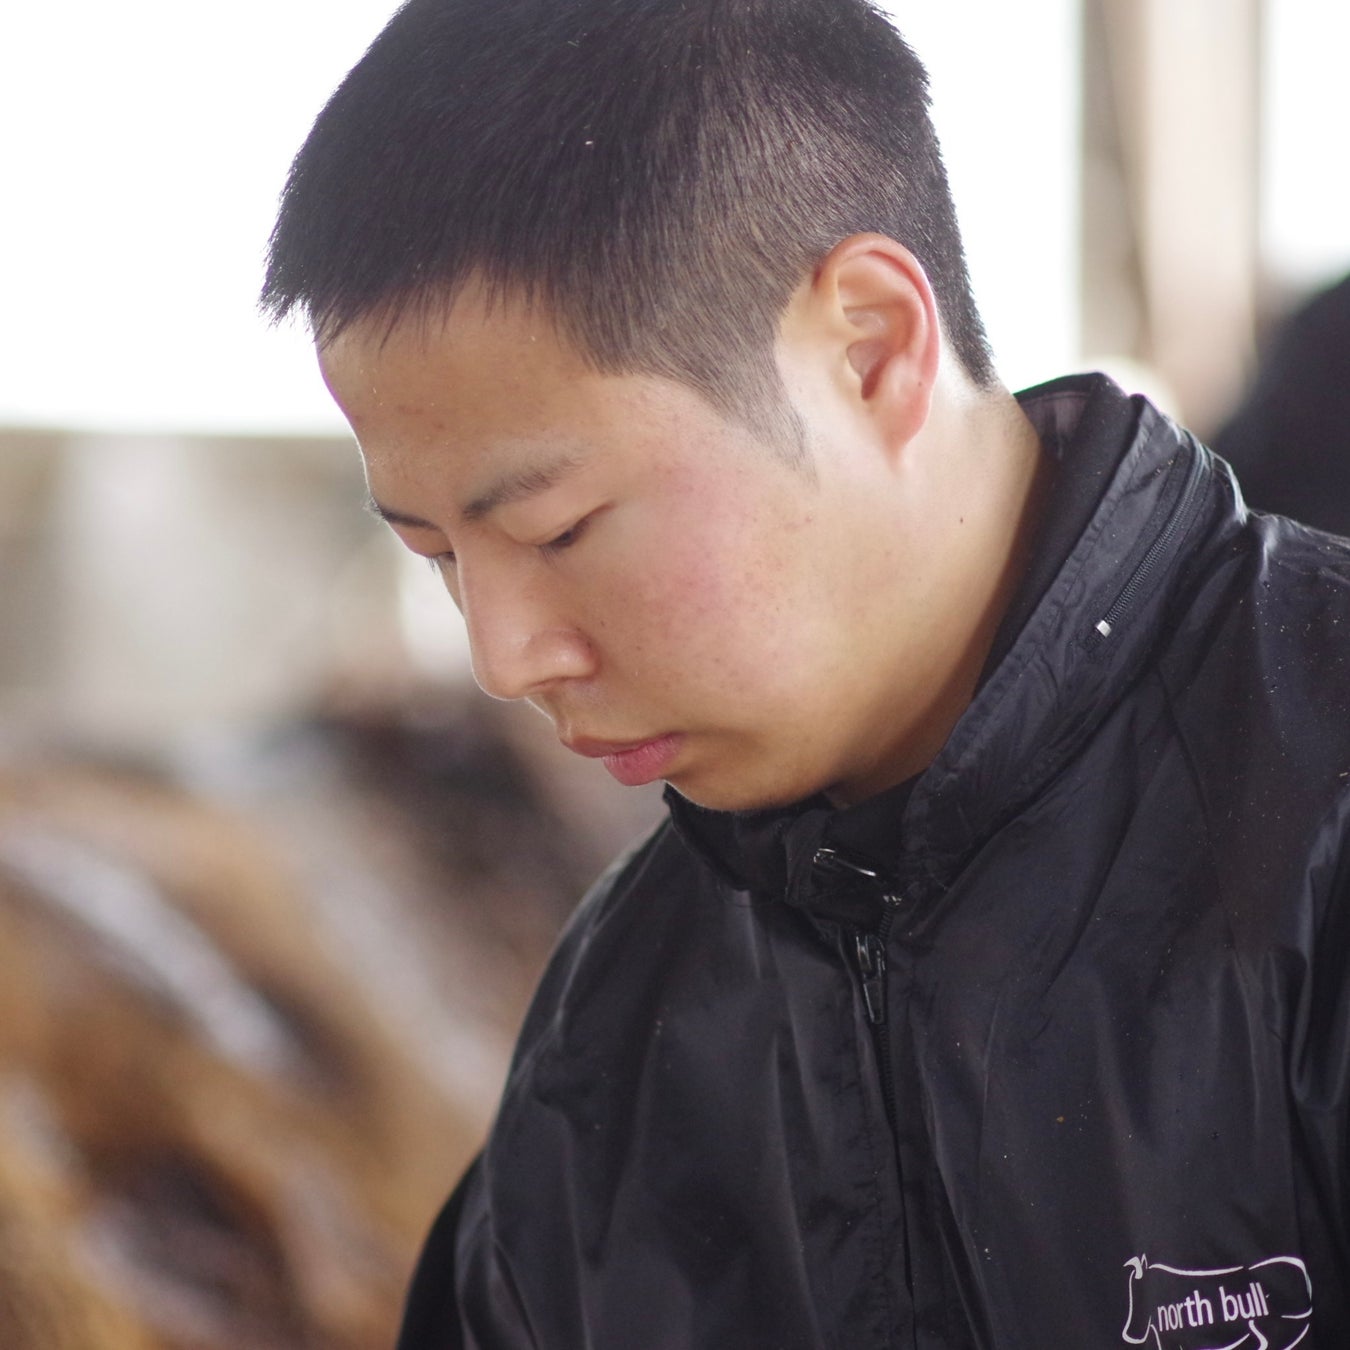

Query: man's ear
left=814, top=233, right=942, bottom=448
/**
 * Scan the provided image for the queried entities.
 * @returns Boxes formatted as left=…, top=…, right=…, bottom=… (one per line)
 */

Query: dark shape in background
left=1215, top=273, right=1350, bottom=536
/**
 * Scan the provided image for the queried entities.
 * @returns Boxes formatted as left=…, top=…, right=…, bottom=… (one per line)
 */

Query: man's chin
left=661, top=768, right=821, bottom=816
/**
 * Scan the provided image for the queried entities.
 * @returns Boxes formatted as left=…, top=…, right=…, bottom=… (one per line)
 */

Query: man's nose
left=459, top=565, right=595, bottom=702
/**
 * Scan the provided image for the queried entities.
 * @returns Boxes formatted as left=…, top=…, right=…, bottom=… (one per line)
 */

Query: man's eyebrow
left=460, top=453, right=584, bottom=524
left=363, top=452, right=585, bottom=533
left=363, top=496, right=438, bottom=530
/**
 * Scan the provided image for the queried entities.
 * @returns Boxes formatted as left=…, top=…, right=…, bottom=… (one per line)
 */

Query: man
left=263, top=1, right=1350, bottom=1345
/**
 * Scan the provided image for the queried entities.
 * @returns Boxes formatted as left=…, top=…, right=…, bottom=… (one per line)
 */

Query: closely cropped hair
left=262, top=0, right=996, bottom=445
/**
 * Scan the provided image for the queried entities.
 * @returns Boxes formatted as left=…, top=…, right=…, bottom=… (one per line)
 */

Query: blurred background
left=0, top=1, right=1346, bottom=1345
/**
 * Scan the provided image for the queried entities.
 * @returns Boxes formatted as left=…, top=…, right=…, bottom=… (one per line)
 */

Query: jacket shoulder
left=1176, top=508, right=1350, bottom=724
left=1161, top=503, right=1350, bottom=929
left=507, top=816, right=702, bottom=1067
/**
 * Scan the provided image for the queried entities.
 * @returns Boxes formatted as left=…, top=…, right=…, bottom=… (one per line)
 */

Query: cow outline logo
left=1122, top=1254, right=1312, bottom=1350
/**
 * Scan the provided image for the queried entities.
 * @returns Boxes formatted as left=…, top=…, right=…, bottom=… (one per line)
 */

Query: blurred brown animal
left=0, top=691, right=659, bottom=1349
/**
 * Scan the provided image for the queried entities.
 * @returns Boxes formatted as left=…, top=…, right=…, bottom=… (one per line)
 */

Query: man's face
left=318, top=288, right=950, bottom=811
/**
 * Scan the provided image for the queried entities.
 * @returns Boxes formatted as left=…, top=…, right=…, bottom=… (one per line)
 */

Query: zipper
left=855, top=902, right=901, bottom=1132
left=814, top=848, right=920, bottom=1330
left=855, top=929, right=888, bottom=1025
left=1092, top=444, right=1205, bottom=641
left=814, top=846, right=904, bottom=1131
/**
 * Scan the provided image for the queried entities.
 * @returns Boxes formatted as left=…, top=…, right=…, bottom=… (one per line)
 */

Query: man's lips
left=563, top=733, right=682, bottom=787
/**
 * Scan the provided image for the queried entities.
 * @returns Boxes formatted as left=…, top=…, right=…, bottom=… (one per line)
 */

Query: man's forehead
left=321, top=283, right=570, bottom=370
left=321, top=285, right=760, bottom=526
left=318, top=293, right=596, bottom=439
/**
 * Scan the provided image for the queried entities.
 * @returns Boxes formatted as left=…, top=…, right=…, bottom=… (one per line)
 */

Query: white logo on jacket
left=1121, top=1254, right=1312, bottom=1350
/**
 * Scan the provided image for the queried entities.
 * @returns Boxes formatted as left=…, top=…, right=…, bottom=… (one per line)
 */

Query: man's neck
left=828, top=388, right=1050, bottom=807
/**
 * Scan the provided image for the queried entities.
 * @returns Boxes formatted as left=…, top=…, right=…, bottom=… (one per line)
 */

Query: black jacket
left=400, top=375, right=1350, bottom=1349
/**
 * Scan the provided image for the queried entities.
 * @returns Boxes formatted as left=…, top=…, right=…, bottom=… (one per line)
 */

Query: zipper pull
left=813, top=846, right=904, bottom=908
left=813, top=846, right=881, bottom=884
left=854, top=932, right=887, bottom=1025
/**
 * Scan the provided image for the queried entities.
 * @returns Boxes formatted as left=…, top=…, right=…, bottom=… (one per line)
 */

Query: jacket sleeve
left=396, top=1154, right=536, bottom=1350
left=395, top=824, right=674, bottom=1349
left=395, top=1155, right=477, bottom=1349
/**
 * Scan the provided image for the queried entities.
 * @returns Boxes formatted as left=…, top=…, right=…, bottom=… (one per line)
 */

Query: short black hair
left=262, top=0, right=996, bottom=445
